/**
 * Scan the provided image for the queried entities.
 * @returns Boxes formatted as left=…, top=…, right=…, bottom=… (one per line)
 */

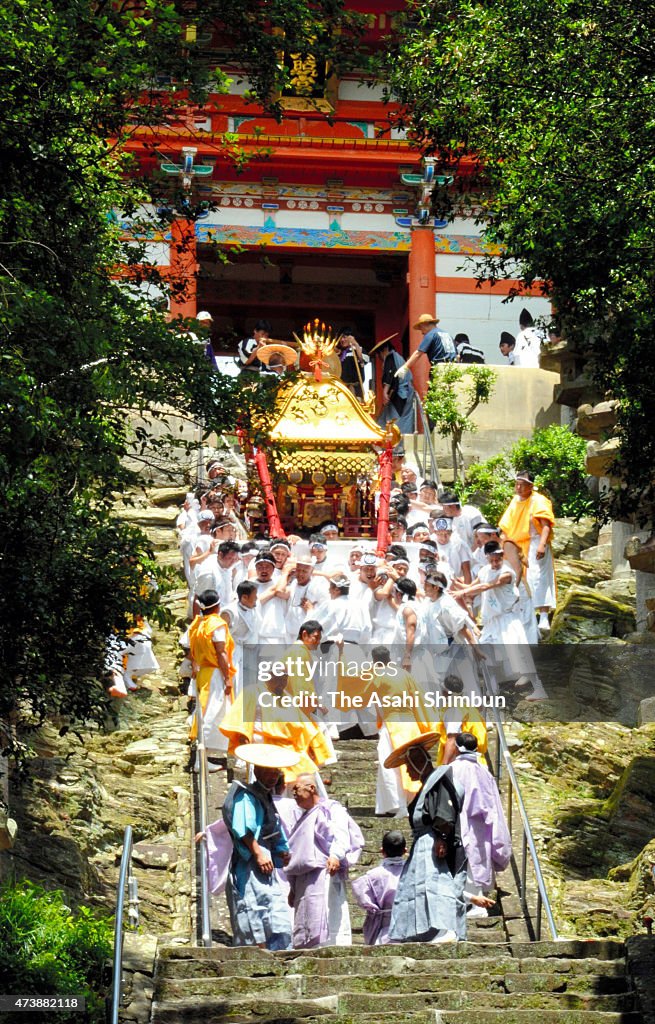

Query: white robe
left=527, top=523, right=557, bottom=610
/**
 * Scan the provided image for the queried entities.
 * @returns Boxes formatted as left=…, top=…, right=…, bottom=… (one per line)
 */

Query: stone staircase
left=151, top=939, right=640, bottom=1023
left=148, top=737, right=643, bottom=1024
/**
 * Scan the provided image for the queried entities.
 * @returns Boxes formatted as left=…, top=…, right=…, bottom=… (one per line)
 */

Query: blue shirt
left=418, top=328, right=447, bottom=364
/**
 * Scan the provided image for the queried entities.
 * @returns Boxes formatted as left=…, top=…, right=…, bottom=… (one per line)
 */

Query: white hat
left=197, top=310, right=213, bottom=321
left=198, top=510, right=215, bottom=523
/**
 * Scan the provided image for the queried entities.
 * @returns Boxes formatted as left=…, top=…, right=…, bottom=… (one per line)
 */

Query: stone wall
left=424, top=364, right=562, bottom=475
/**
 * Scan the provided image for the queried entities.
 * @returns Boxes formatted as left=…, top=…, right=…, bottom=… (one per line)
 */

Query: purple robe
left=285, top=799, right=364, bottom=949
left=451, top=753, right=512, bottom=888
left=350, top=857, right=405, bottom=945
left=206, top=818, right=232, bottom=895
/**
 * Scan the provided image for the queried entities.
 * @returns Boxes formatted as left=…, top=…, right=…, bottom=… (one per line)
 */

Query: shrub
left=460, top=451, right=515, bottom=524
left=0, top=880, right=112, bottom=1023
left=461, top=425, right=596, bottom=523
left=510, top=425, right=596, bottom=519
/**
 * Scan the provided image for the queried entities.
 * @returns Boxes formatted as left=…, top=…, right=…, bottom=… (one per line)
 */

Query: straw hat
left=234, top=743, right=301, bottom=769
left=257, top=343, right=298, bottom=367
left=383, top=731, right=440, bottom=769
left=412, top=313, right=440, bottom=330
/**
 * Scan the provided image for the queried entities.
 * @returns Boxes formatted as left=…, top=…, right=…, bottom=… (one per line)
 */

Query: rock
left=551, top=517, right=599, bottom=559
left=576, top=400, right=618, bottom=440
left=122, top=931, right=158, bottom=974
left=638, top=697, right=655, bottom=726
left=0, top=811, right=17, bottom=850
left=625, top=534, right=655, bottom=573
left=580, top=543, right=612, bottom=564
left=549, top=585, right=636, bottom=642
left=609, top=838, right=655, bottom=916
left=148, top=487, right=188, bottom=508
left=586, top=436, right=620, bottom=477
left=115, top=506, right=178, bottom=529
left=595, top=576, right=636, bottom=605
left=558, top=877, right=636, bottom=937
left=132, top=842, right=178, bottom=869
left=122, top=738, right=161, bottom=764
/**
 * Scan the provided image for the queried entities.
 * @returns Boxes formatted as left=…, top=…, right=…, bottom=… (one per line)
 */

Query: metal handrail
left=194, top=700, right=213, bottom=947
left=411, top=393, right=442, bottom=491
left=107, top=826, right=139, bottom=1024
left=479, top=662, right=559, bottom=941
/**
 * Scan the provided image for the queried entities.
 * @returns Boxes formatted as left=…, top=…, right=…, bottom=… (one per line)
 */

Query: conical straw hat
left=383, top=731, right=440, bottom=769
left=234, top=742, right=301, bottom=769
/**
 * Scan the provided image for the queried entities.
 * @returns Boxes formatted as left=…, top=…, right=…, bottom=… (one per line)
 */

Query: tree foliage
left=423, top=365, right=497, bottom=484
left=0, top=880, right=112, bottom=1023
left=386, top=0, right=655, bottom=521
left=0, top=0, right=360, bottom=761
left=462, top=426, right=595, bottom=523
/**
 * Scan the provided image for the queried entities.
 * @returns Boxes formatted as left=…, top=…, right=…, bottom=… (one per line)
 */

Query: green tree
left=462, top=426, right=595, bottom=523
left=0, top=0, right=361, bottom=762
left=386, top=0, right=655, bottom=522
left=423, top=365, right=497, bottom=485
left=0, top=880, right=112, bottom=1023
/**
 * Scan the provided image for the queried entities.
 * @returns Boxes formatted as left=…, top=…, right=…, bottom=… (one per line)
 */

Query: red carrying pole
left=376, top=442, right=394, bottom=555
left=253, top=447, right=286, bottom=539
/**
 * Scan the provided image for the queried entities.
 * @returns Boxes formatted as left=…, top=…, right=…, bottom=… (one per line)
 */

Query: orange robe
left=188, top=611, right=235, bottom=741
left=498, top=491, right=555, bottom=560
left=219, top=684, right=332, bottom=782
left=362, top=668, right=436, bottom=797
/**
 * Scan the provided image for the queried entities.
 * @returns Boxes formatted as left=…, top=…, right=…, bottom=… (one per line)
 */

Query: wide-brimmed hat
left=383, top=731, right=440, bottom=769
left=257, top=343, right=297, bottom=367
left=234, top=743, right=301, bottom=769
left=369, top=332, right=400, bottom=357
left=515, top=470, right=535, bottom=484
left=412, top=313, right=440, bottom=330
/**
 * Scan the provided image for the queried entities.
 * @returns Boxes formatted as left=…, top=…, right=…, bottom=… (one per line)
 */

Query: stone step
left=157, top=939, right=627, bottom=964
left=150, top=995, right=640, bottom=1024
left=154, top=971, right=631, bottom=1000
left=157, top=952, right=628, bottom=981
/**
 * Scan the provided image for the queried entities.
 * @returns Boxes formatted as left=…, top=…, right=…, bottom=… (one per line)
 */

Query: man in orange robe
left=498, top=470, right=556, bottom=635
left=188, top=589, right=236, bottom=769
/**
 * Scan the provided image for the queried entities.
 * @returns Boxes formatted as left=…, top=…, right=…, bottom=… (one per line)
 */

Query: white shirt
left=436, top=536, right=472, bottom=578
left=222, top=600, right=261, bottom=645
left=285, top=576, right=331, bottom=643
left=316, top=593, right=372, bottom=644
left=254, top=578, right=288, bottom=642
left=514, top=327, right=542, bottom=368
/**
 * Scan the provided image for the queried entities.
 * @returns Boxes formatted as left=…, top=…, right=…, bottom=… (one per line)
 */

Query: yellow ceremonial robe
left=188, top=611, right=235, bottom=740
left=498, top=491, right=555, bottom=560
left=361, top=668, right=437, bottom=796
left=219, top=683, right=332, bottom=781
left=435, top=708, right=488, bottom=766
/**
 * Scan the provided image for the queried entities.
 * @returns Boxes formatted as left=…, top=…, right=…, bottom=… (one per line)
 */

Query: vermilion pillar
left=376, top=443, right=394, bottom=556
left=169, top=218, right=198, bottom=319
left=408, top=226, right=436, bottom=397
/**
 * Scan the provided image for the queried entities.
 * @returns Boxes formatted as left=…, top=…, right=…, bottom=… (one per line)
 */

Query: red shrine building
left=122, top=0, right=548, bottom=390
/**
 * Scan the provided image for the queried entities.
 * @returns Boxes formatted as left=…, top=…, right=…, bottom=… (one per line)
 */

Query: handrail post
left=195, top=700, right=212, bottom=948
left=108, top=826, right=134, bottom=1024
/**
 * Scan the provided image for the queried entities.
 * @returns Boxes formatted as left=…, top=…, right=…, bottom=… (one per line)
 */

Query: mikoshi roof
left=269, top=374, right=387, bottom=446
left=383, top=731, right=440, bottom=769
left=234, top=742, right=301, bottom=769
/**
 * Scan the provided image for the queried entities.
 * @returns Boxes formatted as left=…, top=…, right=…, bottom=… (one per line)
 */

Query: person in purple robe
left=351, top=830, right=407, bottom=945
left=450, top=731, right=512, bottom=915
left=285, top=773, right=364, bottom=948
